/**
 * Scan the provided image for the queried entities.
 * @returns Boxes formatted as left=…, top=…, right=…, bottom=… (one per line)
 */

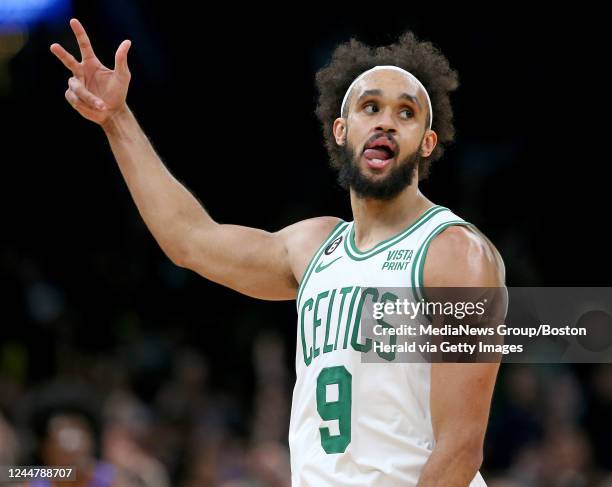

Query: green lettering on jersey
left=317, top=365, right=352, bottom=454
left=375, top=291, right=399, bottom=361
left=313, top=290, right=329, bottom=359
left=302, top=286, right=404, bottom=364
left=343, top=287, right=361, bottom=350
left=300, top=298, right=314, bottom=366
left=382, top=249, right=413, bottom=270
left=351, top=287, right=376, bottom=353
left=322, top=289, right=337, bottom=354
left=334, top=287, right=354, bottom=351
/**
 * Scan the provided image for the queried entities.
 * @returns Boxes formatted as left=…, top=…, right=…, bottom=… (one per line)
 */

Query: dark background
left=1, top=3, right=611, bottom=486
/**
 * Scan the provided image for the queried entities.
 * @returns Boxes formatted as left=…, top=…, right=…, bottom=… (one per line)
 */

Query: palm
left=50, top=18, right=131, bottom=124
left=81, top=59, right=125, bottom=110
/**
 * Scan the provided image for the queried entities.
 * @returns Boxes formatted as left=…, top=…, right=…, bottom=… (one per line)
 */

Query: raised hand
left=50, top=18, right=132, bottom=125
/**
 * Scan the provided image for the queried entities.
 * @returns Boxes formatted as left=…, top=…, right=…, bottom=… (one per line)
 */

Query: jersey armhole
left=411, top=221, right=474, bottom=304
left=296, top=220, right=347, bottom=307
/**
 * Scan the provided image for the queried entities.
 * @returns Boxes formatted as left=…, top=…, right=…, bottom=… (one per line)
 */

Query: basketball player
left=51, top=19, right=506, bottom=486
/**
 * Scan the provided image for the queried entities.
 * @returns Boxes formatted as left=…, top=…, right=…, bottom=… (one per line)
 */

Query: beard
left=336, top=141, right=422, bottom=201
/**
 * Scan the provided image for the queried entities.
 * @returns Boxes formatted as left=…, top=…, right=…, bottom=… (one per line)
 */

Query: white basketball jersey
left=289, top=205, right=488, bottom=487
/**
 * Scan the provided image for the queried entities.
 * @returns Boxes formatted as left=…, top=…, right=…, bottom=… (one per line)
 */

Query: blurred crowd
left=1, top=318, right=612, bottom=486
left=1, top=248, right=612, bottom=486
left=485, top=364, right=612, bottom=486
left=0, top=332, right=292, bottom=487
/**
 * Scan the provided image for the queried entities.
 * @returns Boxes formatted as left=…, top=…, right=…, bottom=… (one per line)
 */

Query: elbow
left=458, top=434, right=484, bottom=472
left=466, top=445, right=484, bottom=473
left=455, top=442, right=483, bottom=476
left=436, top=434, right=484, bottom=474
left=169, top=253, right=188, bottom=269
left=165, top=244, right=192, bottom=269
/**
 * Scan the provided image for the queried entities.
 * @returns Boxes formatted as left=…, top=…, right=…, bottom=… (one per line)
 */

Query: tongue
left=364, top=148, right=391, bottom=160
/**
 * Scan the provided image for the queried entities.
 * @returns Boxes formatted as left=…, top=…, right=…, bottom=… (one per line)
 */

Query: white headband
left=340, top=65, right=433, bottom=129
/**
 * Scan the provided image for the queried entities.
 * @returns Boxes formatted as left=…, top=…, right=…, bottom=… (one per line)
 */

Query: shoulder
left=277, top=216, right=345, bottom=281
left=423, top=224, right=505, bottom=287
left=279, top=216, right=344, bottom=249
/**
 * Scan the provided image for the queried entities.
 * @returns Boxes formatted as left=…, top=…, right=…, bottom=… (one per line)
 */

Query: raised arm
left=50, top=19, right=339, bottom=300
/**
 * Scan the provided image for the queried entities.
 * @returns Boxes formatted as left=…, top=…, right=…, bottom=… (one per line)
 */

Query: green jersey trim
left=412, top=220, right=474, bottom=302
left=344, top=206, right=447, bottom=261
left=297, top=220, right=348, bottom=307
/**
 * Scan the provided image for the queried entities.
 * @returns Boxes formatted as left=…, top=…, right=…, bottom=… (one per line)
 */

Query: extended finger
left=114, top=40, right=132, bottom=79
left=70, top=18, right=96, bottom=61
left=50, top=43, right=82, bottom=75
left=68, top=77, right=106, bottom=110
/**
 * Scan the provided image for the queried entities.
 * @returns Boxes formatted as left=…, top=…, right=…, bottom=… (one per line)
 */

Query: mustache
left=362, top=133, right=399, bottom=153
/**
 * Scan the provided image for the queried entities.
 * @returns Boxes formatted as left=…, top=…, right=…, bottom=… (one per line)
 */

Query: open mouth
left=363, top=136, right=397, bottom=169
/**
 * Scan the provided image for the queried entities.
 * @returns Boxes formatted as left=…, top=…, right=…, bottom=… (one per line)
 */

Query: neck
left=350, top=182, right=433, bottom=250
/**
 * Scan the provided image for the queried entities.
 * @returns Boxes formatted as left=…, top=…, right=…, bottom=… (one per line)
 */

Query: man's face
left=335, top=70, right=432, bottom=199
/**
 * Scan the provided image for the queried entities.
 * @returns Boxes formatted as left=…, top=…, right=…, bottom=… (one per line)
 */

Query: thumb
left=114, top=40, right=132, bottom=78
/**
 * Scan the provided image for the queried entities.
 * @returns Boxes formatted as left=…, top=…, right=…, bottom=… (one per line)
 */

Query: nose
left=374, top=108, right=397, bottom=134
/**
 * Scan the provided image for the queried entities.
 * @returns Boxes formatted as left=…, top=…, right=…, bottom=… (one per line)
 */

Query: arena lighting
left=0, top=0, right=71, bottom=32
left=0, top=0, right=71, bottom=91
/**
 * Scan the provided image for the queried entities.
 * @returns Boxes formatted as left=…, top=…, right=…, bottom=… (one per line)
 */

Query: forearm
left=417, top=442, right=482, bottom=487
left=101, top=105, right=212, bottom=264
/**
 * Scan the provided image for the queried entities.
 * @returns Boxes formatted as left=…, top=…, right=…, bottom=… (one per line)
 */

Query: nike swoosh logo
left=315, top=256, right=343, bottom=273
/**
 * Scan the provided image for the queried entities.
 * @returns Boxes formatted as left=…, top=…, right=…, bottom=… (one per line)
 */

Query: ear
left=420, top=129, right=438, bottom=157
left=333, top=117, right=347, bottom=146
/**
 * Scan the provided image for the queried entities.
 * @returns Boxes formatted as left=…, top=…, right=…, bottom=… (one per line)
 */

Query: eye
left=363, top=103, right=379, bottom=114
left=400, top=108, right=414, bottom=119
